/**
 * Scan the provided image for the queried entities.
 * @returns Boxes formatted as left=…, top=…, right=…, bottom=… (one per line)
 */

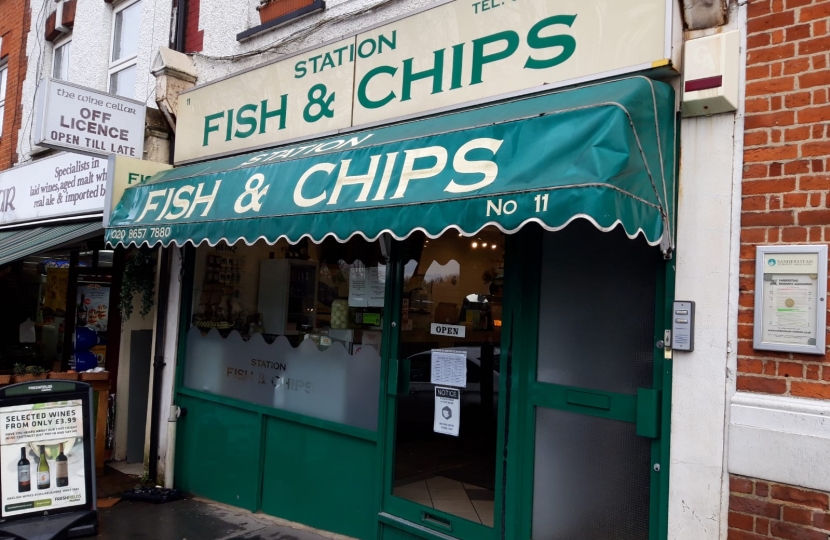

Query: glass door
left=518, top=222, right=669, bottom=540
left=383, top=228, right=506, bottom=538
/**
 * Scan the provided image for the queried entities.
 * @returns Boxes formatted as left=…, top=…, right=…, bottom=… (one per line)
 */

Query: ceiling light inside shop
left=471, top=242, right=478, bottom=248
left=491, top=244, right=497, bottom=249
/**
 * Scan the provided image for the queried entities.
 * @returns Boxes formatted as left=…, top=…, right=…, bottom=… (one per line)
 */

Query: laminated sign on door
left=434, top=387, right=460, bottom=437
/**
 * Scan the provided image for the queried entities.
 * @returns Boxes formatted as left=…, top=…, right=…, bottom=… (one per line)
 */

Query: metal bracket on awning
left=379, top=232, right=392, bottom=262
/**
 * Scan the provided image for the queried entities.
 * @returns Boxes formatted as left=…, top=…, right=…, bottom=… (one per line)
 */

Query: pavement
left=94, top=465, right=338, bottom=540
left=98, top=498, right=335, bottom=540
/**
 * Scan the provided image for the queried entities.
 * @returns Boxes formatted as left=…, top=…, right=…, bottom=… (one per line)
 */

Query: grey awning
left=0, top=221, right=103, bottom=266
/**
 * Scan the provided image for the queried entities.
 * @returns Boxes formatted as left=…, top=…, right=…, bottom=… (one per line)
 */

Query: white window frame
left=52, top=35, right=72, bottom=81
left=0, top=64, right=8, bottom=137
left=107, top=0, right=142, bottom=97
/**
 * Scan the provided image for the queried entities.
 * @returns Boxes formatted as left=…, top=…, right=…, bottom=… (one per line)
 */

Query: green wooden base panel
left=381, top=525, right=423, bottom=540
left=260, top=416, right=378, bottom=539
left=175, top=395, right=262, bottom=511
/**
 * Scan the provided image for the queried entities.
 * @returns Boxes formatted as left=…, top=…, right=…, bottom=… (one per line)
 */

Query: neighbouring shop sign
left=34, top=78, right=147, bottom=159
left=174, top=0, right=674, bottom=163
left=0, top=153, right=107, bottom=227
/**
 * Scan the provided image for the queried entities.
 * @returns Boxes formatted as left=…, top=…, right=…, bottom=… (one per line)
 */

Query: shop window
left=52, top=38, right=71, bottom=81
left=0, top=65, right=7, bottom=136
left=0, top=248, right=115, bottom=374
left=182, top=237, right=385, bottom=431
left=108, top=0, right=141, bottom=98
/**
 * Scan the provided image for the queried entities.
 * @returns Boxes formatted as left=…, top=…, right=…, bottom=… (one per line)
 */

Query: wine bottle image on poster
left=37, top=445, right=50, bottom=489
left=0, top=399, right=87, bottom=517
left=17, top=447, right=30, bottom=492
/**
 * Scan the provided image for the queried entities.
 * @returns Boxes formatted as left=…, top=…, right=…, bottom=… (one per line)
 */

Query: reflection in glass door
left=390, top=228, right=505, bottom=531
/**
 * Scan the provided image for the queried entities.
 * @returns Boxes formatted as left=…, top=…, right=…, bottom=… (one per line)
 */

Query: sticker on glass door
left=434, top=387, right=460, bottom=436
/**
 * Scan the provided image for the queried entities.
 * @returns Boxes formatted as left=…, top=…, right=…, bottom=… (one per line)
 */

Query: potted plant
left=12, top=364, right=47, bottom=383
left=257, top=0, right=315, bottom=24
left=120, top=250, right=156, bottom=322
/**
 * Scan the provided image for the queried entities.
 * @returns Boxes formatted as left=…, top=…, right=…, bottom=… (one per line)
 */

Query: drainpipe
left=148, top=247, right=171, bottom=483
left=151, top=0, right=188, bottom=487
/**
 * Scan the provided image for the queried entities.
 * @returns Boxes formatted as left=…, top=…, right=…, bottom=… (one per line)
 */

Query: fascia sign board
left=175, top=0, right=678, bottom=164
left=0, top=153, right=108, bottom=227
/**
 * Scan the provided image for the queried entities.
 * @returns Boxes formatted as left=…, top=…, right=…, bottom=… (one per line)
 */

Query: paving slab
left=97, top=498, right=332, bottom=540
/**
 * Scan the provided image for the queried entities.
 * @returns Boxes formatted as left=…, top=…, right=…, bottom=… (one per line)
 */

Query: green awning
left=0, top=221, right=103, bottom=266
left=106, top=77, right=676, bottom=253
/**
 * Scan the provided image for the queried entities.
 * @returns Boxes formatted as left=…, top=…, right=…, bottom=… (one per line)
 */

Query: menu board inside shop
left=755, top=247, right=828, bottom=354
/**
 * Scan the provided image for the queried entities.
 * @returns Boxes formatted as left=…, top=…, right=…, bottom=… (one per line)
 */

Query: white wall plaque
left=35, top=78, right=147, bottom=159
left=753, top=245, right=827, bottom=355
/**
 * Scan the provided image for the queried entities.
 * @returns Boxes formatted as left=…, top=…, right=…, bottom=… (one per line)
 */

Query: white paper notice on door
left=430, top=349, right=467, bottom=388
left=349, top=268, right=368, bottom=307
left=368, top=267, right=385, bottom=307
left=434, top=386, right=460, bottom=437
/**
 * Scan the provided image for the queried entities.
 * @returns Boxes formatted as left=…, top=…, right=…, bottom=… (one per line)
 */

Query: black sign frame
left=0, top=381, right=97, bottom=524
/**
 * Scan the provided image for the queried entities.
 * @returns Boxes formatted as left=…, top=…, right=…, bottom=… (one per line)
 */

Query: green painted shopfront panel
left=260, top=415, right=378, bottom=539
left=175, top=394, right=262, bottom=511
left=380, top=523, right=438, bottom=540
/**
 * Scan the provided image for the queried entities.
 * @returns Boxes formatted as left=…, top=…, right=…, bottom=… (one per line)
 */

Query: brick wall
left=739, top=0, right=830, bottom=397
left=728, top=475, right=830, bottom=539
left=0, top=0, right=30, bottom=171
left=183, top=0, right=203, bottom=53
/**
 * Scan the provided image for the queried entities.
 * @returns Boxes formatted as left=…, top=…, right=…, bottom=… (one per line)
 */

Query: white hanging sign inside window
left=430, top=349, right=467, bottom=388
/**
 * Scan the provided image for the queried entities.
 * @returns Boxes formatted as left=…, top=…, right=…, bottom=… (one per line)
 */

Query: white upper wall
left=192, top=0, right=437, bottom=82
left=17, top=0, right=172, bottom=162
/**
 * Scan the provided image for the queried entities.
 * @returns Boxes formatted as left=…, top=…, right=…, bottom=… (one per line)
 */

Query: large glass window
left=0, top=248, right=115, bottom=373
left=183, top=237, right=386, bottom=431
left=108, top=0, right=141, bottom=98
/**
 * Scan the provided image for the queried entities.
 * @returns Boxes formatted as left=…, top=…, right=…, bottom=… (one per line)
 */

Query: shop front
left=0, top=151, right=125, bottom=476
left=105, top=70, right=677, bottom=538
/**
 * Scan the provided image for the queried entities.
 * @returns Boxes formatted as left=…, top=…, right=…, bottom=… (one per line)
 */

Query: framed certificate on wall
left=753, top=245, right=828, bottom=355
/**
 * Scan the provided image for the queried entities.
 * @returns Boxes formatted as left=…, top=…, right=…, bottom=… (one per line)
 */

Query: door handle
left=636, top=388, right=661, bottom=438
left=386, top=358, right=410, bottom=395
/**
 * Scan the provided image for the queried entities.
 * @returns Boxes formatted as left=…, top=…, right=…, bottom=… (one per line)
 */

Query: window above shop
left=108, top=0, right=142, bottom=98
left=237, top=0, right=326, bottom=42
left=52, top=38, right=71, bottom=81
left=0, top=64, right=8, bottom=136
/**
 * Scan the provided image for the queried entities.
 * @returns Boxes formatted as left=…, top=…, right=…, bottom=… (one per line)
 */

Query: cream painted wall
left=668, top=2, right=745, bottom=539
